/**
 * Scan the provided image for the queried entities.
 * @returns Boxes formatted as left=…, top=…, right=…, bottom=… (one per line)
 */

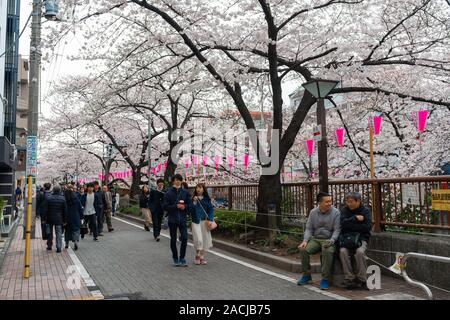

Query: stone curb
left=0, top=213, right=21, bottom=269
left=115, top=212, right=320, bottom=273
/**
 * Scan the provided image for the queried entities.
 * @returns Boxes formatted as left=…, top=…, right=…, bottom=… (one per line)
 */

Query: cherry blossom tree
left=46, top=0, right=450, bottom=229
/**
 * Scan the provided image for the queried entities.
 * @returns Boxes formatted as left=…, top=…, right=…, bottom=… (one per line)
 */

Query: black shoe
left=94, top=238, right=99, bottom=241
left=65, top=244, right=69, bottom=249
left=98, top=233, right=104, bottom=236
left=74, top=243, right=78, bottom=251
left=46, top=247, right=52, bottom=251
left=357, top=279, right=369, bottom=290
left=144, top=226, right=150, bottom=231
left=156, top=237, right=160, bottom=242
left=56, top=249, right=61, bottom=253
left=108, top=228, right=114, bottom=232
left=81, top=234, right=84, bottom=239
left=344, top=279, right=359, bottom=290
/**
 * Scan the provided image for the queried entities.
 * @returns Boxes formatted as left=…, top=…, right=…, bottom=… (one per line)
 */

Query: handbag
left=162, top=214, right=169, bottom=230
left=339, top=232, right=362, bottom=250
left=197, top=198, right=217, bottom=231
left=41, top=222, right=49, bottom=240
left=80, top=219, right=89, bottom=235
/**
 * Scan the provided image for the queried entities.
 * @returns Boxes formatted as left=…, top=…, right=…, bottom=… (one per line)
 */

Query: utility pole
left=25, top=0, right=42, bottom=239
left=148, top=116, right=153, bottom=190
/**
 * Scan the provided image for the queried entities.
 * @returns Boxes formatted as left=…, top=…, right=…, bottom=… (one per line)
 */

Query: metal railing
left=204, top=176, right=450, bottom=233
left=401, top=252, right=450, bottom=300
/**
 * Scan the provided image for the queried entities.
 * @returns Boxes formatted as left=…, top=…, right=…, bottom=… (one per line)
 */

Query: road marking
left=67, top=247, right=104, bottom=300
left=113, top=216, right=350, bottom=300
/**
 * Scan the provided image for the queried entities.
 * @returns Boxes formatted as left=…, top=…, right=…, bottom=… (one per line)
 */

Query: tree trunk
left=164, top=158, right=177, bottom=182
left=164, top=140, right=178, bottom=182
left=130, top=169, right=141, bottom=199
left=256, top=172, right=281, bottom=239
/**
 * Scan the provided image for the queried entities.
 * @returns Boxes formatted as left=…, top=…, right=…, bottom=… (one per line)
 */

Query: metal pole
left=369, top=121, right=376, bottom=229
left=23, top=175, right=32, bottom=279
left=369, top=124, right=375, bottom=178
left=316, top=98, right=329, bottom=193
left=26, top=0, right=42, bottom=239
left=148, top=116, right=152, bottom=190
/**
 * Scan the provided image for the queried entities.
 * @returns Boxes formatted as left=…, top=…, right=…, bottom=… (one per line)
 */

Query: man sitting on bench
left=339, top=191, right=372, bottom=290
left=297, top=192, right=341, bottom=290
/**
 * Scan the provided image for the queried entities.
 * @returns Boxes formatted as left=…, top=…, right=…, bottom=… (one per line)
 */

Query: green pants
left=300, top=237, right=335, bottom=280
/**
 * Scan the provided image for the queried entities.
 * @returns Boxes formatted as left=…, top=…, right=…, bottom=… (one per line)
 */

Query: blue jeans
left=169, top=221, right=188, bottom=260
left=47, top=224, right=63, bottom=250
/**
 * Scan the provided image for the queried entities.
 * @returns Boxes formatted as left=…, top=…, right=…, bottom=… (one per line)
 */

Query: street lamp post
left=302, top=79, right=339, bottom=193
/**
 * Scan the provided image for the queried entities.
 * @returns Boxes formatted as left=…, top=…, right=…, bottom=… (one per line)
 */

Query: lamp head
left=302, top=79, right=340, bottom=99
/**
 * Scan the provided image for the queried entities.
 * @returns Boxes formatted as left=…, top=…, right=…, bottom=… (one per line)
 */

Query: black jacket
left=37, top=190, right=51, bottom=217
left=340, top=204, right=372, bottom=242
left=139, top=193, right=150, bottom=209
left=149, top=189, right=165, bottom=215
left=94, top=189, right=105, bottom=213
left=42, top=193, right=68, bottom=226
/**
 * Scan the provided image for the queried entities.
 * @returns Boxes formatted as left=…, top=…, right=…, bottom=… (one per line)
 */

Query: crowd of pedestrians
left=34, top=176, right=372, bottom=292
left=35, top=174, right=216, bottom=268
left=36, top=182, right=118, bottom=252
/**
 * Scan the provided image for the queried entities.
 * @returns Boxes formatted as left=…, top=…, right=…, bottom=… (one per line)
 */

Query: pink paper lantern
left=416, top=110, right=428, bottom=133
left=185, top=159, right=190, bottom=169
left=152, top=167, right=157, bottom=175
left=192, top=155, right=198, bottom=167
left=243, top=154, right=249, bottom=171
left=213, top=155, right=221, bottom=171
left=164, top=161, right=168, bottom=170
left=335, top=128, right=345, bottom=147
left=157, top=163, right=162, bottom=173
left=372, top=116, right=382, bottom=136
left=305, top=139, right=314, bottom=157
left=202, top=156, right=209, bottom=166
left=227, top=156, right=235, bottom=170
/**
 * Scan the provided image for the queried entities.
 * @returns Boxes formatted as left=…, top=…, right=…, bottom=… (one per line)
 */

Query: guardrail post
left=373, top=182, right=382, bottom=232
left=228, top=186, right=233, bottom=211
left=306, top=184, right=314, bottom=214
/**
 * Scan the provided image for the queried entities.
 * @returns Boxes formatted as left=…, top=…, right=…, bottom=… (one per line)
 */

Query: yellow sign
left=431, top=189, right=450, bottom=211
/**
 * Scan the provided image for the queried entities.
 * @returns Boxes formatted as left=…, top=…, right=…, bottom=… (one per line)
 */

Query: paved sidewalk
left=0, top=216, right=94, bottom=300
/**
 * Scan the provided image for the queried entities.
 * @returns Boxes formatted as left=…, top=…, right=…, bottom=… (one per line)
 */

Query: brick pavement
left=0, top=216, right=93, bottom=300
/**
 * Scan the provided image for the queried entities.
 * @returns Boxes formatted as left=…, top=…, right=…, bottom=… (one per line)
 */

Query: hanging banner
left=431, top=189, right=450, bottom=211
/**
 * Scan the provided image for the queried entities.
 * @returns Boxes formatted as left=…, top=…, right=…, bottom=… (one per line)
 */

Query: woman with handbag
left=191, top=183, right=216, bottom=265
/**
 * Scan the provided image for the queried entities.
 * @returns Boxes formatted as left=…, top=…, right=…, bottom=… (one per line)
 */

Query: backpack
left=339, top=232, right=362, bottom=250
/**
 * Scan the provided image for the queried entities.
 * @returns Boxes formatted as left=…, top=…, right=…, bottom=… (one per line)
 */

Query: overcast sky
left=19, top=1, right=86, bottom=116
